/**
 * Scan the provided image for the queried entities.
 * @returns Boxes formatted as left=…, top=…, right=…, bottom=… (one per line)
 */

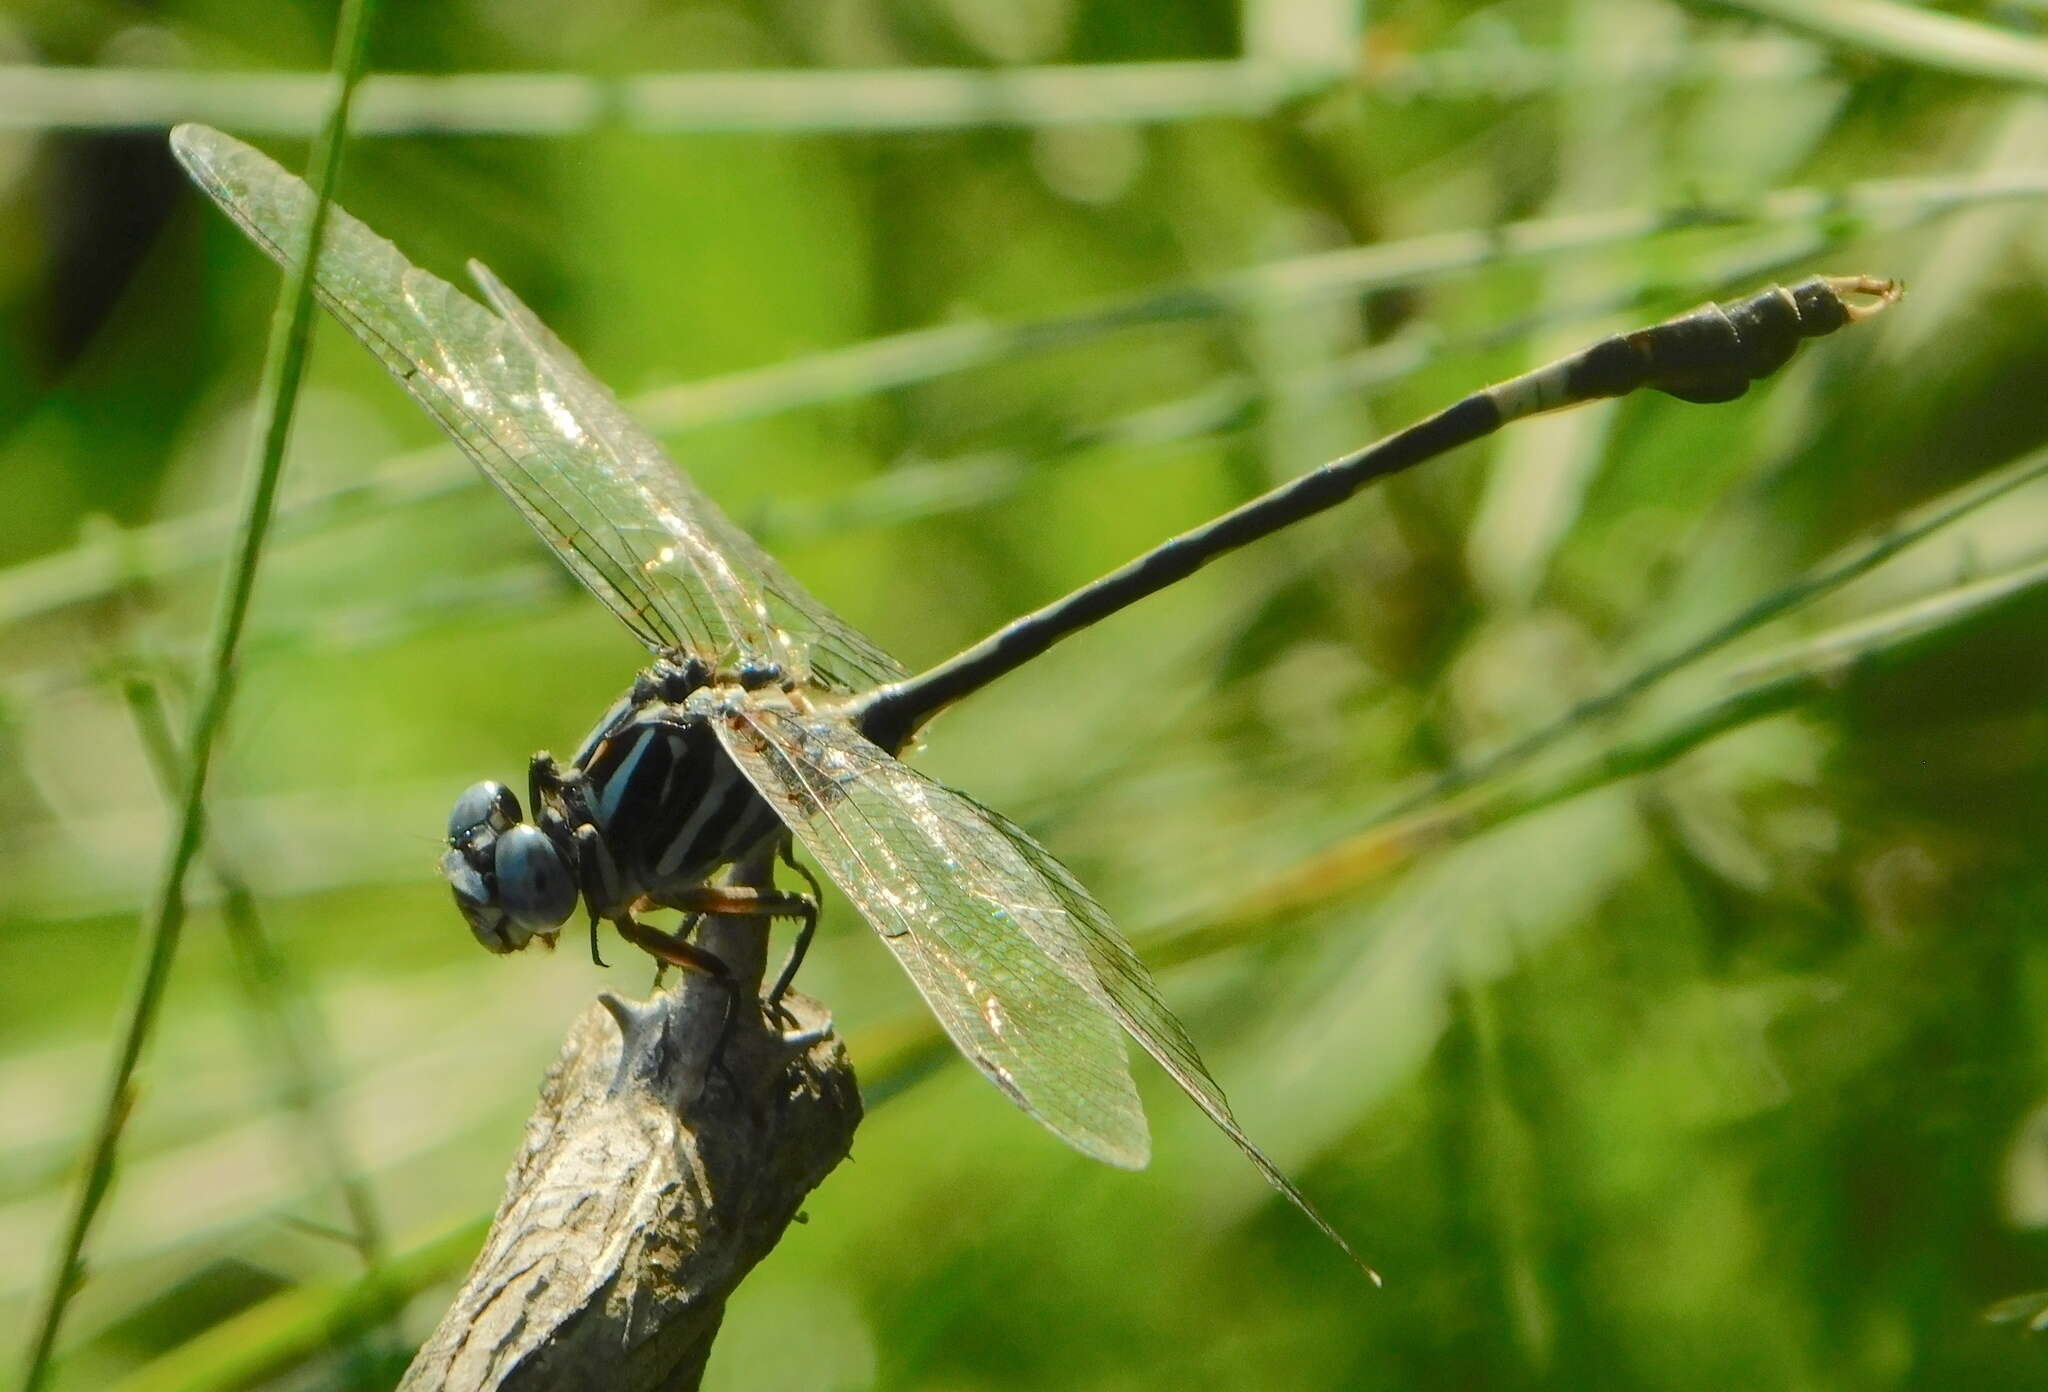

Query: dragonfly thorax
left=574, top=699, right=784, bottom=892
left=439, top=662, right=784, bottom=955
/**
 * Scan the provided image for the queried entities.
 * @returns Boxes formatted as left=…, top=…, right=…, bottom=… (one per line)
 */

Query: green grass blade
left=15, top=4, right=380, bottom=1387
left=115, top=670, right=388, bottom=1266
left=1367, top=439, right=2048, bottom=828
left=0, top=167, right=2041, bottom=636
left=1730, top=0, right=2048, bottom=88
left=97, top=1220, right=486, bottom=1392
left=1198, top=546, right=2048, bottom=933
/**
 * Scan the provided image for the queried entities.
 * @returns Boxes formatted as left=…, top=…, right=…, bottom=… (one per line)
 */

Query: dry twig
left=402, top=857, right=860, bottom=1391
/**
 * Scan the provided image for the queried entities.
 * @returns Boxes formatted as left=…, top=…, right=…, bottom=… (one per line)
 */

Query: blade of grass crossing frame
left=116, top=669, right=388, bottom=1264
left=17, top=4, right=381, bottom=1387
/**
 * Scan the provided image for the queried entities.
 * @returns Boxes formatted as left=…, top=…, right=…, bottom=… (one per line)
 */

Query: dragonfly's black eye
left=494, top=824, right=578, bottom=931
left=448, top=780, right=522, bottom=842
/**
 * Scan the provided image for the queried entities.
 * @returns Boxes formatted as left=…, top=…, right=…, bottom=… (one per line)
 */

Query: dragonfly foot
left=767, top=845, right=825, bottom=1008
left=778, top=1017, right=834, bottom=1051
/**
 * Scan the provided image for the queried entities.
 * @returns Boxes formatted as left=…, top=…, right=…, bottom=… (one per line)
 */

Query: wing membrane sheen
left=171, top=123, right=904, bottom=692
left=174, top=122, right=1368, bottom=1273
left=716, top=699, right=1148, bottom=1167
left=717, top=700, right=1374, bottom=1274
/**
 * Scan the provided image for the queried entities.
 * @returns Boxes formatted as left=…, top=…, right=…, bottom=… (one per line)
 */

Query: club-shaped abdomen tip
left=494, top=824, right=578, bottom=931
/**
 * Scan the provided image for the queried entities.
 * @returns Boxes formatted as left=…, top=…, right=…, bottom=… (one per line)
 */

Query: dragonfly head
left=441, top=779, right=578, bottom=952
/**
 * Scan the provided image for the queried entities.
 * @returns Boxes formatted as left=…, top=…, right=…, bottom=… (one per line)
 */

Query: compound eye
left=440, top=845, right=530, bottom=953
left=494, top=824, right=578, bottom=930
left=448, top=780, right=522, bottom=841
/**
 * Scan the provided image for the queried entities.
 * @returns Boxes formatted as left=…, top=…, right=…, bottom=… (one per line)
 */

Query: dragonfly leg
left=767, top=845, right=826, bottom=1013
left=614, top=910, right=735, bottom=979
left=649, top=880, right=819, bottom=1027
left=614, top=909, right=744, bottom=1079
left=570, top=825, right=626, bottom=968
left=655, top=882, right=817, bottom=934
left=646, top=914, right=705, bottom=992
left=778, top=1019, right=835, bottom=1051
left=527, top=751, right=564, bottom=821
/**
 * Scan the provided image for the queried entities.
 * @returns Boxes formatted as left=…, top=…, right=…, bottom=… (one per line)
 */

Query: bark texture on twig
left=401, top=879, right=860, bottom=1392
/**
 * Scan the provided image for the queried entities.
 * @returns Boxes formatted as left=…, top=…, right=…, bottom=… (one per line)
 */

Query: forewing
left=718, top=702, right=1375, bottom=1273
left=171, top=124, right=904, bottom=691
left=469, top=265, right=906, bottom=692
left=715, top=699, right=1148, bottom=1169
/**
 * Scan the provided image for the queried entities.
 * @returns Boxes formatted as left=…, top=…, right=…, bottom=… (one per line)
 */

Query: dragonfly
left=171, top=122, right=1897, bottom=1275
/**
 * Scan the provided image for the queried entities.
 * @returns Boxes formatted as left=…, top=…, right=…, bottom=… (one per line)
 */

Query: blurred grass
left=14, top=6, right=376, bottom=1389
left=5, top=0, right=2048, bottom=1388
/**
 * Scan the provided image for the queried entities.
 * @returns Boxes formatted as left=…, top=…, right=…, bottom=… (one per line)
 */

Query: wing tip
left=465, top=259, right=544, bottom=340
left=1281, top=1187, right=1382, bottom=1285
left=168, top=121, right=219, bottom=171
left=1086, top=1116, right=1386, bottom=1279
left=1091, top=1132, right=1151, bottom=1171
left=1336, top=1235, right=1384, bottom=1287
left=466, top=257, right=507, bottom=303
left=1011, top=1079, right=1151, bottom=1171
left=170, top=124, right=270, bottom=199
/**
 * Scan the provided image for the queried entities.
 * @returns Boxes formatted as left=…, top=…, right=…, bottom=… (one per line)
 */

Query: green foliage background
left=5, top=0, right=2048, bottom=1387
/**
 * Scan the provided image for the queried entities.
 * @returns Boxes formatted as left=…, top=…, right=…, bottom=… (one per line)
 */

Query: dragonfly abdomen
left=861, top=274, right=1898, bottom=746
left=1489, top=274, right=1899, bottom=420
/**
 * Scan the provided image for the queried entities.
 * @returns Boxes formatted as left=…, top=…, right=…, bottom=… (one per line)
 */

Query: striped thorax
left=440, top=656, right=787, bottom=953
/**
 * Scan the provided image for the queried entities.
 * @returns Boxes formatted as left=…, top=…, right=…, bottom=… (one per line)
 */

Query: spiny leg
left=612, top=907, right=742, bottom=1081
left=768, top=843, right=825, bottom=1012
left=621, top=880, right=818, bottom=1046
left=648, top=914, right=703, bottom=991
left=612, top=907, right=743, bottom=978
left=650, top=881, right=818, bottom=937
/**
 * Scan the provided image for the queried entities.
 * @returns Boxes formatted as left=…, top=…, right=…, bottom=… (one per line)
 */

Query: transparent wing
left=717, top=700, right=1372, bottom=1270
left=171, top=124, right=905, bottom=692
left=468, top=265, right=906, bottom=692
left=716, top=699, right=1147, bottom=1167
